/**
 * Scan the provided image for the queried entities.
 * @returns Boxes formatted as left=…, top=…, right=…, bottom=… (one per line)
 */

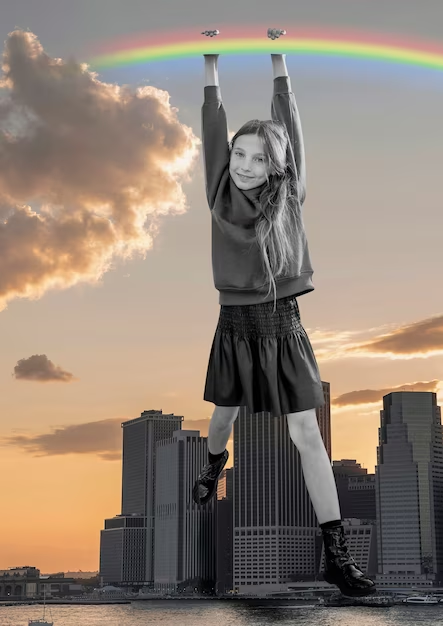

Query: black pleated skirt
left=204, top=294, right=325, bottom=417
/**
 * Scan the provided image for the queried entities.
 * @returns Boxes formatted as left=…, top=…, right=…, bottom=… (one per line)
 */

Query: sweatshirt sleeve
left=201, top=86, right=230, bottom=210
left=271, top=76, right=307, bottom=205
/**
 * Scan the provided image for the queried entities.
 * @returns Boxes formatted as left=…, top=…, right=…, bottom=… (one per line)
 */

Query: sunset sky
left=1, top=0, right=442, bottom=574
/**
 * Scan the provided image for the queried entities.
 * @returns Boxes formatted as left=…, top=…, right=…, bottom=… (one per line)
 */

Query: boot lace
left=199, top=457, right=224, bottom=482
left=337, top=532, right=357, bottom=567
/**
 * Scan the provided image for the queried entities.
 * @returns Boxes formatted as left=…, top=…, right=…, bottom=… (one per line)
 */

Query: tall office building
left=347, top=475, right=376, bottom=520
left=218, top=467, right=234, bottom=501
left=333, top=460, right=376, bottom=520
left=317, top=382, right=331, bottom=459
left=333, top=459, right=367, bottom=479
left=376, top=391, right=443, bottom=582
left=232, top=381, right=331, bottom=592
left=154, top=430, right=217, bottom=593
left=99, top=409, right=183, bottom=588
left=99, top=514, right=147, bottom=586
left=216, top=468, right=234, bottom=595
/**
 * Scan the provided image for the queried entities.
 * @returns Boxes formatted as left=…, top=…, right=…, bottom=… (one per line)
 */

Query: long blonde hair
left=230, top=120, right=303, bottom=313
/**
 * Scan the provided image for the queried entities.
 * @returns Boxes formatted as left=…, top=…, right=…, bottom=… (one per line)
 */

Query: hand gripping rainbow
left=86, top=24, right=443, bottom=76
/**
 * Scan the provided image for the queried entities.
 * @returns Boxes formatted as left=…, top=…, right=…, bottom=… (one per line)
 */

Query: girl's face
left=229, top=134, right=270, bottom=190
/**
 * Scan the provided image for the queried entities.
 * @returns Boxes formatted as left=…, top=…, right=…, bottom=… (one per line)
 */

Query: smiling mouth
left=238, top=174, right=253, bottom=180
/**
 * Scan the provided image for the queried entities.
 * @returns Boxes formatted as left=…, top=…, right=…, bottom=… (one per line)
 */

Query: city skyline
left=1, top=0, right=442, bottom=572
left=98, top=396, right=336, bottom=592
left=97, top=391, right=441, bottom=593
left=2, top=390, right=441, bottom=592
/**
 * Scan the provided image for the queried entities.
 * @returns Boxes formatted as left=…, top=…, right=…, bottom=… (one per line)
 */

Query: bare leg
left=286, top=408, right=341, bottom=524
left=208, top=405, right=240, bottom=455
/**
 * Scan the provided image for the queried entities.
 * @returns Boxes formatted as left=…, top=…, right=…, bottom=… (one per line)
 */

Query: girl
left=193, top=50, right=376, bottom=598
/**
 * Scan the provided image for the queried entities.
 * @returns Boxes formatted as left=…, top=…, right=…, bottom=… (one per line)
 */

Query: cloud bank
left=310, top=314, right=443, bottom=361
left=0, top=30, right=200, bottom=312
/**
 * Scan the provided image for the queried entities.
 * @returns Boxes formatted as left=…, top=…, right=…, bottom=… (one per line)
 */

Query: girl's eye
left=235, top=152, right=264, bottom=162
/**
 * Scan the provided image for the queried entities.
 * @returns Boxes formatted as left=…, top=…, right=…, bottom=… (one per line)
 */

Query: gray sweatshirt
left=202, top=75, right=315, bottom=306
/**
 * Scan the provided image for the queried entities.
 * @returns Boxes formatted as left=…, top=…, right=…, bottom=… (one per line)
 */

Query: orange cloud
left=0, top=416, right=211, bottom=461
left=2, top=418, right=123, bottom=460
left=13, top=354, right=77, bottom=382
left=349, top=315, right=443, bottom=358
left=332, top=380, right=440, bottom=407
left=310, top=314, right=443, bottom=361
left=0, top=30, right=200, bottom=313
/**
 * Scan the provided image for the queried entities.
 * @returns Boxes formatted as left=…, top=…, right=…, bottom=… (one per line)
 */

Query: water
left=1, top=600, right=443, bottom=626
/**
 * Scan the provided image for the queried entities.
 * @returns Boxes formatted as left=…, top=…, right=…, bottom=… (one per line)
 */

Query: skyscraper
left=333, top=459, right=376, bottom=521
left=376, top=391, right=443, bottom=582
left=317, top=382, right=331, bottom=459
left=216, top=468, right=234, bottom=595
left=154, top=430, right=217, bottom=593
left=99, top=513, right=147, bottom=586
left=232, top=381, right=331, bottom=592
left=99, top=409, right=183, bottom=588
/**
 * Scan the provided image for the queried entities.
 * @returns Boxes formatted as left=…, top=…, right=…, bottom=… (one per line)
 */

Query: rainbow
left=87, top=24, right=443, bottom=74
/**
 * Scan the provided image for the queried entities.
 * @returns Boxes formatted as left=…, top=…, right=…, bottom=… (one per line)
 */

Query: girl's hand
left=201, top=29, right=219, bottom=37
left=267, top=28, right=286, bottom=40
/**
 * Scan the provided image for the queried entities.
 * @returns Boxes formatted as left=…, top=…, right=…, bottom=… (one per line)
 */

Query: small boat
left=402, top=595, right=439, bottom=604
left=29, top=588, right=53, bottom=625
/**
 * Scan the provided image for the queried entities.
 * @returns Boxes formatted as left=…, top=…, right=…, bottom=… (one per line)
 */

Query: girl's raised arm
left=205, top=53, right=220, bottom=86
left=201, top=54, right=230, bottom=210
left=271, top=54, right=307, bottom=205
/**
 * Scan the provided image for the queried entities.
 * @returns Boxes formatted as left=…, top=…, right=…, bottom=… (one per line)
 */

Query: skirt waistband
left=218, top=294, right=305, bottom=339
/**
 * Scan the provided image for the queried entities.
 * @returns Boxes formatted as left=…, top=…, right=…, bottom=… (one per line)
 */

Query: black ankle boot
left=322, top=524, right=376, bottom=597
